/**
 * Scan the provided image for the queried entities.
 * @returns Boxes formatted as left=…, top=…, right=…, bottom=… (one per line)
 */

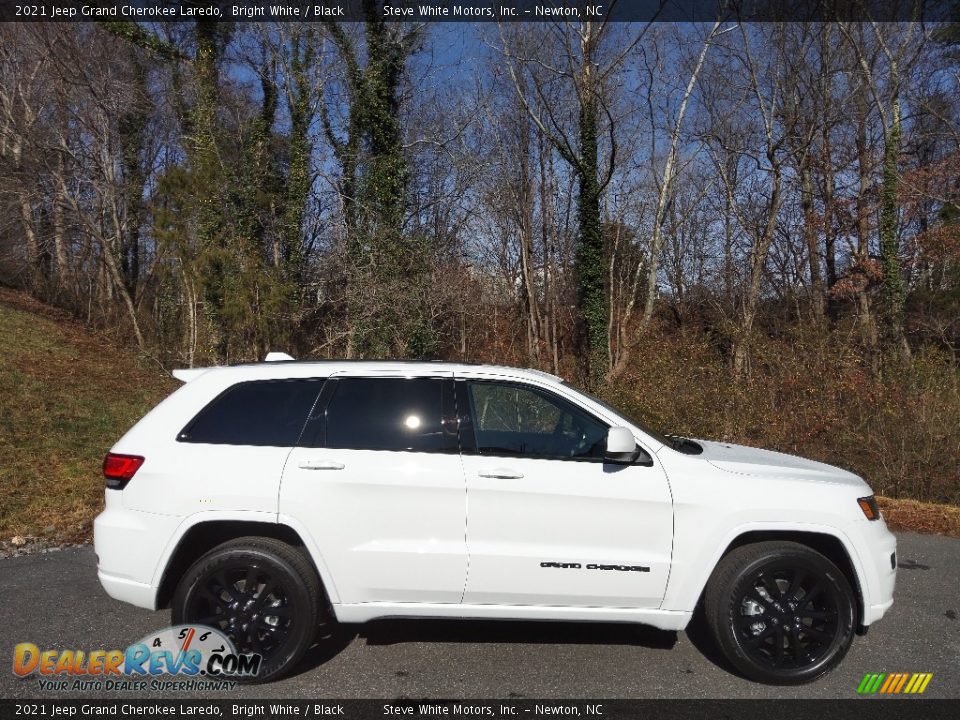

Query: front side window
left=561, top=381, right=674, bottom=449
left=320, top=377, right=456, bottom=452
left=178, top=379, right=324, bottom=446
left=465, top=381, right=608, bottom=460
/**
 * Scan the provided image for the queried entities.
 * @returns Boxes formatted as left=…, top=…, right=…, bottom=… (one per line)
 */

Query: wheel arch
left=675, top=525, right=868, bottom=632
left=154, top=517, right=337, bottom=609
left=720, top=531, right=865, bottom=628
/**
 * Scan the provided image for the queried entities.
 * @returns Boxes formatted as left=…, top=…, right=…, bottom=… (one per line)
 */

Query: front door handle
left=298, top=460, right=345, bottom=471
left=478, top=469, right=524, bottom=480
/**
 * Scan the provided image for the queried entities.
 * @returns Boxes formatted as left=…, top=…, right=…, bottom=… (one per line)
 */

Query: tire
left=704, top=541, right=857, bottom=685
left=171, top=536, right=328, bottom=684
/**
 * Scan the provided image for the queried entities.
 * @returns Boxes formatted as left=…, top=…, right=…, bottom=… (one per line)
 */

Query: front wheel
left=171, top=537, right=327, bottom=683
left=704, top=541, right=857, bottom=685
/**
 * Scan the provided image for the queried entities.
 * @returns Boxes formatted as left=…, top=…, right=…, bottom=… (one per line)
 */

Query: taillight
left=102, top=453, right=144, bottom=490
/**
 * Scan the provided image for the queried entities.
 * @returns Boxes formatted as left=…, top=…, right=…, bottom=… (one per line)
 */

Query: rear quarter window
left=178, top=379, right=325, bottom=447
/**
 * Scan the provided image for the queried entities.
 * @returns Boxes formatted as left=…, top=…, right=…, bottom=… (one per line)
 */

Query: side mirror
left=607, top=426, right=636, bottom=454
left=605, top=427, right=649, bottom=464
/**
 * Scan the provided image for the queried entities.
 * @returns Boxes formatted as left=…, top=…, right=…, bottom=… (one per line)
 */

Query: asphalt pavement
left=1, top=532, right=957, bottom=699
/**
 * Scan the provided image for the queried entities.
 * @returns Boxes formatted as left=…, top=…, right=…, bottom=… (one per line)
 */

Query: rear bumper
left=93, top=490, right=181, bottom=611
left=97, top=569, right=157, bottom=609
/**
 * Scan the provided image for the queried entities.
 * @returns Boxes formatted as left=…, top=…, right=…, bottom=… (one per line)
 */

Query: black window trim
left=458, top=378, right=653, bottom=466
left=297, top=377, right=339, bottom=449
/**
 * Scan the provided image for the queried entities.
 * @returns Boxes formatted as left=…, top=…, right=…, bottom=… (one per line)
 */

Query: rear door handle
left=478, top=469, right=524, bottom=480
left=298, top=460, right=345, bottom=471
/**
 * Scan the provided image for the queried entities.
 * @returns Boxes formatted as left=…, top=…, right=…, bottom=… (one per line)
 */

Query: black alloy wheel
left=172, top=537, right=326, bottom=683
left=185, top=562, right=293, bottom=657
left=736, top=566, right=842, bottom=670
left=705, top=541, right=857, bottom=685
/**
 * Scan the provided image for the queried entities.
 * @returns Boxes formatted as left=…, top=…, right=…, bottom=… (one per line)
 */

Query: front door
left=280, top=373, right=467, bottom=605
left=458, top=378, right=674, bottom=608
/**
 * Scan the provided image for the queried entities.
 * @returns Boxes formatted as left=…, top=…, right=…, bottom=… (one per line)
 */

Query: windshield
left=561, top=382, right=674, bottom=448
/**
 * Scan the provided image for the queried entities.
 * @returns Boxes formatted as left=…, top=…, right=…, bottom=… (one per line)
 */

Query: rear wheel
left=704, top=541, right=856, bottom=685
left=171, top=537, right=327, bottom=683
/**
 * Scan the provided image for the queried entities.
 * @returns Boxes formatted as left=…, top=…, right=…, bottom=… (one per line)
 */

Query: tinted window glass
left=561, top=381, right=673, bottom=448
left=467, top=382, right=608, bottom=460
left=178, top=379, right=324, bottom=447
left=323, top=377, right=455, bottom=452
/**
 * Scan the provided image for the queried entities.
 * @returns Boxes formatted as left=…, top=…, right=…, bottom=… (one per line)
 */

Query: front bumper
left=853, top=517, right=897, bottom=626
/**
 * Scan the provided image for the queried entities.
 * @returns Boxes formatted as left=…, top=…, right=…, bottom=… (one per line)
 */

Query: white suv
left=94, top=358, right=896, bottom=684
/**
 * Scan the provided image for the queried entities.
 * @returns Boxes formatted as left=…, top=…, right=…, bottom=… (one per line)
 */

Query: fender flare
left=149, top=510, right=342, bottom=605
left=663, top=521, right=871, bottom=615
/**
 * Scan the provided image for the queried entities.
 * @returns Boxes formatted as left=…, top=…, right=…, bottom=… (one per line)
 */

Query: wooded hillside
left=1, top=13, right=958, bottom=504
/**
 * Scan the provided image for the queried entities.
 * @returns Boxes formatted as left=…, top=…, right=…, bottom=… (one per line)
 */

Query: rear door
left=279, top=373, right=468, bottom=605
left=457, top=376, right=674, bottom=608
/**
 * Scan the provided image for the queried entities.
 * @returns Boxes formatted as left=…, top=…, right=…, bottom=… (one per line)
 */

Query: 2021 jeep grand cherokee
left=94, top=358, right=896, bottom=684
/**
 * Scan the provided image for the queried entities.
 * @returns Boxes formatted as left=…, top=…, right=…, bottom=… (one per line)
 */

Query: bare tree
left=497, top=18, right=649, bottom=385
left=607, top=22, right=725, bottom=374
left=841, top=21, right=924, bottom=359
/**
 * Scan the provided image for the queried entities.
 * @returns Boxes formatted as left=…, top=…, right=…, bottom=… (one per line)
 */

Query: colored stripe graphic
left=906, top=673, right=933, bottom=694
left=893, top=673, right=909, bottom=693
left=857, top=673, right=885, bottom=694
left=858, top=672, right=933, bottom=695
left=882, top=673, right=904, bottom=693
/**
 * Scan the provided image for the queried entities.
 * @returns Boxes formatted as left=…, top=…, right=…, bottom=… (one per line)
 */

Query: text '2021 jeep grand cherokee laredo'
left=94, top=358, right=896, bottom=684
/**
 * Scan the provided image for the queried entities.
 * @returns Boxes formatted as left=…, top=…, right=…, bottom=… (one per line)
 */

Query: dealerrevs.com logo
left=13, top=625, right=261, bottom=691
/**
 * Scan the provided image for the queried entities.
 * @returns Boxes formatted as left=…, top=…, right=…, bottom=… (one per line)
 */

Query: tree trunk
left=517, top=106, right=543, bottom=363
left=17, top=196, right=40, bottom=285
left=51, top=192, right=69, bottom=295
left=11, top=138, right=41, bottom=287
left=576, top=86, right=608, bottom=386
left=819, top=126, right=839, bottom=319
left=854, top=101, right=880, bottom=369
left=640, top=22, right=718, bottom=327
left=733, top=158, right=782, bottom=381
left=283, top=27, right=315, bottom=284
left=878, top=89, right=909, bottom=358
left=801, top=162, right=825, bottom=320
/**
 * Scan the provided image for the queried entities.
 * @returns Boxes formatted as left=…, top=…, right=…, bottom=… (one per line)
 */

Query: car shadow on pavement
left=290, top=619, right=679, bottom=678
left=296, top=626, right=360, bottom=674
left=682, top=609, right=743, bottom=679
left=353, top=618, right=679, bottom=649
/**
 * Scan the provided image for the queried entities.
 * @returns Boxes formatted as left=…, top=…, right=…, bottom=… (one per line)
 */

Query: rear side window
left=178, top=379, right=324, bottom=447
left=318, top=377, right=456, bottom=452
